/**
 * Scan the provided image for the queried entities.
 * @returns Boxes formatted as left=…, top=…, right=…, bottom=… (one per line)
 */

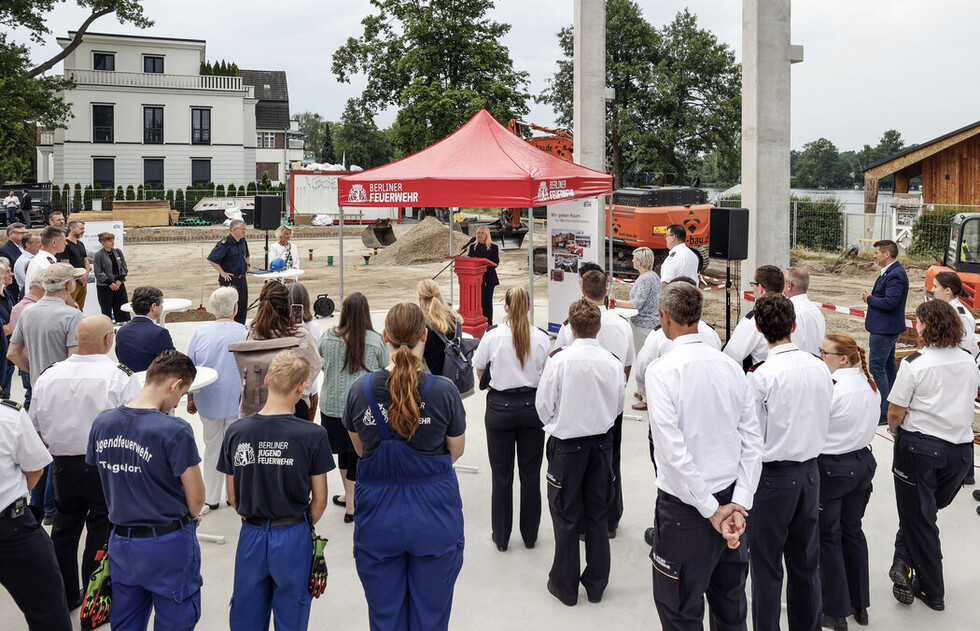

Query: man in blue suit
left=0, top=223, right=27, bottom=302
left=861, top=239, right=909, bottom=425
left=115, top=286, right=176, bottom=372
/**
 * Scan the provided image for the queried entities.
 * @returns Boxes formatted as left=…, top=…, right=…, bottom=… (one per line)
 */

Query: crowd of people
left=1, top=223, right=977, bottom=631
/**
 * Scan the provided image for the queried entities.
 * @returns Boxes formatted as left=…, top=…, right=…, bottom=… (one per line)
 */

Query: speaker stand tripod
left=725, top=259, right=733, bottom=341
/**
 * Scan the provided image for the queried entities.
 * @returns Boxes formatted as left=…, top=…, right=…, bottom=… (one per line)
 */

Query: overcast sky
left=18, top=0, right=975, bottom=151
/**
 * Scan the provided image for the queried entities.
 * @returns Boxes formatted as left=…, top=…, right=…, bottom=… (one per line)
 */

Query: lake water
left=706, top=187, right=895, bottom=213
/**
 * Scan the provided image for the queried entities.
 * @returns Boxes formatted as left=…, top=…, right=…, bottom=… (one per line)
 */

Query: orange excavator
left=506, top=119, right=712, bottom=277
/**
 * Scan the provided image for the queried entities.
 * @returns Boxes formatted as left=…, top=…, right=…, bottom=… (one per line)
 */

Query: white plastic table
left=134, top=366, right=218, bottom=393
left=250, top=269, right=305, bottom=282
left=121, top=297, right=193, bottom=327
left=610, top=306, right=638, bottom=319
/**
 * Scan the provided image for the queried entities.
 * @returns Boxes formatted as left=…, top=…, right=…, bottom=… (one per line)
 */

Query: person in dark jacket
left=418, top=279, right=463, bottom=376
left=114, top=286, right=175, bottom=372
left=467, top=225, right=499, bottom=326
left=860, top=239, right=909, bottom=424
left=91, top=232, right=130, bottom=323
left=0, top=223, right=26, bottom=302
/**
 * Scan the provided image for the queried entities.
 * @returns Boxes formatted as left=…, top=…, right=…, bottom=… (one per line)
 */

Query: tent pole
left=607, top=194, right=612, bottom=277
left=527, top=207, right=533, bottom=317
left=449, top=214, right=454, bottom=307
left=338, top=208, right=344, bottom=303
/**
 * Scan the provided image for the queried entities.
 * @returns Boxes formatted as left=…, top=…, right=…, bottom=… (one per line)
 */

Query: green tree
left=295, top=111, right=337, bottom=163
left=0, top=2, right=152, bottom=184
left=332, top=0, right=530, bottom=157
left=795, top=138, right=849, bottom=189
left=333, top=99, right=394, bottom=169
left=541, top=5, right=739, bottom=187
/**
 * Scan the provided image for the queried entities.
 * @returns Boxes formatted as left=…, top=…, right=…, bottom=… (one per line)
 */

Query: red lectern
left=447, top=256, right=497, bottom=338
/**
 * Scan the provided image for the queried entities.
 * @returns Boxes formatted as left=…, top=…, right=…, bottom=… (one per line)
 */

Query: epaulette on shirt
left=562, top=318, right=568, bottom=326
left=957, top=306, right=968, bottom=315
left=549, top=347, right=564, bottom=358
left=537, top=327, right=548, bottom=335
left=1, top=399, right=22, bottom=411
left=653, top=324, right=662, bottom=331
left=904, top=351, right=922, bottom=363
left=37, top=361, right=60, bottom=378
left=117, top=363, right=134, bottom=376
left=486, top=324, right=498, bottom=332
left=747, top=360, right=765, bottom=372
left=219, top=238, right=228, bottom=245
left=745, top=310, right=755, bottom=320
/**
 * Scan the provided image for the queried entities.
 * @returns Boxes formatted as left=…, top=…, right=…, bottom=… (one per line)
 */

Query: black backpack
left=429, top=326, right=479, bottom=396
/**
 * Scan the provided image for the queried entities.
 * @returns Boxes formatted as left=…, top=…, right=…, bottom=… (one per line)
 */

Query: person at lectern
left=467, top=225, right=499, bottom=325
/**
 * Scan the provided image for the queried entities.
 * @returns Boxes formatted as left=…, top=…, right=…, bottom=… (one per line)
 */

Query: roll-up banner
left=547, top=196, right=601, bottom=333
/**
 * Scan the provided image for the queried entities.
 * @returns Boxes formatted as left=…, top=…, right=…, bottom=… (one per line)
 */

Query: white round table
left=134, top=366, right=218, bottom=393
left=121, top=298, right=193, bottom=326
left=610, top=306, right=638, bottom=319
left=251, top=269, right=305, bottom=282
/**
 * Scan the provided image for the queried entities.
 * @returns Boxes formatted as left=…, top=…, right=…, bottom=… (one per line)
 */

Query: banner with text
left=547, top=197, right=601, bottom=333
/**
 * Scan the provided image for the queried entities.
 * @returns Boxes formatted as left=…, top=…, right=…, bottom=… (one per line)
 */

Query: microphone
left=459, top=236, right=476, bottom=253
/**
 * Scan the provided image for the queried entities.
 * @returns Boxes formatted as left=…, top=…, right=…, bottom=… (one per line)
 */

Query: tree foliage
left=294, top=111, right=336, bottom=164
left=540, top=3, right=740, bottom=188
left=332, top=0, right=530, bottom=157
left=332, top=99, right=394, bottom=170
left=795, top=138, right=850, bottom=189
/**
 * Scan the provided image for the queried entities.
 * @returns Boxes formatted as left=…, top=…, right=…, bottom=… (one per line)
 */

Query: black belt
left=658, top=482, right=736, bottom=506
left=764, top=457, right=817, bottom=469
left=1, top=497, right=28, bottom=520
left=114, top=514, right=192, bottom=538
left=489, top=386, right=536, bottom=395
left=243, top=514, right=306, bottom=527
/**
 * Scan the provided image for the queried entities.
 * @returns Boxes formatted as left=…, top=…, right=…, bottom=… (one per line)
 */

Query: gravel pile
left=373, top=217, right=469, bottom=266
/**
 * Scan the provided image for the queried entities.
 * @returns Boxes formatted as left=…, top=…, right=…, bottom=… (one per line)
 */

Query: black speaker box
left=709, top=207, right=749, bottom=260
left=254, top=195, right=282, bottom=231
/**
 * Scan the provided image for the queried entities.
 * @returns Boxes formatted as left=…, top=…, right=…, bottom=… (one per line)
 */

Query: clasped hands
left=708, top=503, right=748, bottom=549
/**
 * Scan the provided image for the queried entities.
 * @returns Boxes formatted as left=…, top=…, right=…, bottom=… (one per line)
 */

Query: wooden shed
left=863, top=120, right=980, bottom=212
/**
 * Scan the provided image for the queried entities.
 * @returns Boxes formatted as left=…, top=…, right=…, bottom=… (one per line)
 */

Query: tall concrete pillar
left=741, top=0, right=803, bottom=286
left=573, top=0, right=605, bottom=172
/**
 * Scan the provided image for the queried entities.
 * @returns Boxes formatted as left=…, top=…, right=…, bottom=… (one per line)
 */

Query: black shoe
left=973, top=489, right=980, bottom=501
left=206, top=502, right=219, bottom=510
left=821, top=614, right=847, bottom=630
left=607, top=529, right=617, bottom=539
left=587, top=592, right=602, bottom=604
left=68, top=589, right=84, bottom=611
left=851, top=607, right=868, bottom=626
left=343, top=513, right=354, bottom=524
left=496, top=543, right=507, bottom=552
left=524, top=541, right=535, bottom=549
left=976, top=505, right=980, bottom=516
left=889, top=560, right=914, bottom=605
left=547, top=580, right=576, bottom=607
left=644, top=527, right=656, bottom=547
left=964, top=473, right=976, bottom=486
left=332, top=495, right=347, bottom=507
left=878, top=415, right=888, bottom=426
left=912, top=579, right=945, bottom=611
left=42, top=513, right=55, bottom=526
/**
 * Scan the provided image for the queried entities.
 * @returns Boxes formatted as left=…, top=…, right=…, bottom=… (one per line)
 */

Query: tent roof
left=337, top=109, right=612, bottom=207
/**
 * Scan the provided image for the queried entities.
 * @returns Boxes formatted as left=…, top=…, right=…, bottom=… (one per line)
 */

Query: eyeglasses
left=818, top=349, right=846, bottom=357
left=749, top=281, right=762, bottom=287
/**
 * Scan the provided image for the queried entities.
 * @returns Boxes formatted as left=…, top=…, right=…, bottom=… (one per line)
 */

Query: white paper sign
left=547, top=197, right=601, bottom=333
left=80, top=221, right=124, bottom=257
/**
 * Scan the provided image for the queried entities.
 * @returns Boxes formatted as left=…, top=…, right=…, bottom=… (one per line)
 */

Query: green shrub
left=792, top=196, right=844, bottom=251
left=216, top=184, right=225, bottom=197
left=227, top=183, right=236, bottom=197
left=115, top=186, right=124, bottom=201
left=166, top=189, right=174, bottom=204
left=907, top=209, right=958, bottom=257
left=72, top=184, right=82, bottom=212
left=83, top=185, right=93, bottom=209
left=51, top=186, right=61, bottom=213
left=238, top=185, right=246, bottom=196
left=246, top=182, right=256, bottom=195
left=136, top=184, right=144, bottom=201
left=175, top=188, right=185, bottom=210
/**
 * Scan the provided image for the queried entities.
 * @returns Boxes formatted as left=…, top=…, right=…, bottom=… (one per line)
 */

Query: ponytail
left=857, top=347, right=878, bottom=393
left=383, top=303, right=427, bottom=439
left=825, top=333, right=877, bottom=392
left=505, top=287, right=531, bottom=368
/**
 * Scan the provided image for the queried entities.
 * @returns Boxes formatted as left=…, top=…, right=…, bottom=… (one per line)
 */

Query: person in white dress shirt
left=535, top=298, right=625, bottom=607
left=931, top=271, right=978, bottom=358
left=473, top=286, right=550, bottom=551
left=723, top=265, right=783, bottom=370
left=886, top=300, right=980, bottom=612
left=746, top=293, right=834, bottom=631
left=784, top=267, right=826, bottom=356
left=644, top=281, right=763, bottom=630
left=659, top=224, right=700, bottom=286
left=268, top=225, right=300, bottom=274
left=555, top=270, right=633, bottom=534
left=816, top=333, right=881, bottom=629
left=29, top=315, right=142, bottom=610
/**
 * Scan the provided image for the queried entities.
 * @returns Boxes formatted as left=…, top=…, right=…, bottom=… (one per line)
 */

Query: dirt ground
left=121, top=222, right=928, bottom=348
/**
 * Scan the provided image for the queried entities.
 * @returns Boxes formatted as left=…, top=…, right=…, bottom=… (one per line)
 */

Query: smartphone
left=291, top=304, right=304, bottom=324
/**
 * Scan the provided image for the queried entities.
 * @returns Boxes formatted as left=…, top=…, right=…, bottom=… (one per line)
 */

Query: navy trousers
left=818, top=448, right=875, bottom=618
left=608, top=412, right=625, bottom=533
left=868, top=333, right=899, bottom=418
left=0, top=509, right=72, bottom=631
left=748, top=459, right=821, bottom=631
left=892, top=429, right=972, bottom=600
left=219, top=275, right=248, bottom=325
left=651, top=484, right=748, bottom=631
left=546, top=431, right=614, bottom=605
left=485, top=388, right=544, bottom=548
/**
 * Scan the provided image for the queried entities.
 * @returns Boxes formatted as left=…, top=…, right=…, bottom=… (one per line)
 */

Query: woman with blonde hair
left=467, top=224, right=499, bottom=325
left=418, top=278, right=463, bottom=376
left=817, top=333, right=880, bottom=628
left=472, top=286, right=550, bottom=551
left=615, top=246, right=661, bottom=352
left=269, top=224, right=299, bottom=272
left=342, top=302, right=466, bottom=630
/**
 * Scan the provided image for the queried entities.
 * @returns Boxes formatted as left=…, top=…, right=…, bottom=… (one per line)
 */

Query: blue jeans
left=20, top=369, right=31, bottom=410
left=5, top=207, right=17, bottom=224
left=868, top=332, right=899, bottom=418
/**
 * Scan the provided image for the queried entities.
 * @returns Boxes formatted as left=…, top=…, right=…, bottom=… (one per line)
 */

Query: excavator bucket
left=360, top=219, right=397, bottom=248
left=495, top=225, right=528, bottom=250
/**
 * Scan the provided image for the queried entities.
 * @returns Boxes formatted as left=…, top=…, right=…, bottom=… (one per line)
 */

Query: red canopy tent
left=337, top=109, right=611, bottom=207
left=334, top=109, right=612, bottom=312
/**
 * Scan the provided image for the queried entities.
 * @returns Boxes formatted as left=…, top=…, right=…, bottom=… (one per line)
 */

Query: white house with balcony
left=36, top=31, right=303, bottom=191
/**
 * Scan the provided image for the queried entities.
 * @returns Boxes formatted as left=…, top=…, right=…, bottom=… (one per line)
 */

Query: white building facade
left=37, top=32, right=302, bottom=191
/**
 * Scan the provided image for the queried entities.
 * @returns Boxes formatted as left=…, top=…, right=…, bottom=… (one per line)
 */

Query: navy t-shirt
left=218, top=414, right=335, bottom=519
left=86, top=406, right=201, bottom=526
left=342, top=370, right=466, bottom=458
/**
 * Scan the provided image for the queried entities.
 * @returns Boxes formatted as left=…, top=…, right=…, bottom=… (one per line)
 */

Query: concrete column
left=741, top=0, right=801, bottom=286
left=573, top=0, right=605, bottom=172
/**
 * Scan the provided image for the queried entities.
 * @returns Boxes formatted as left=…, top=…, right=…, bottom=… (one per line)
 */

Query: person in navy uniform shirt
left=219, top=349, right=333, bottom=631
left=861, top=239, right=909, bottom=424
left=114, top=286, right=176, bottom=373
left=208, top=219, right=250, bottom=325
left=535, top=298, right=625, bottom=606
left=886, top=300, right=979, bottom=613
left=86, top=350, right=205, bottom=631
left=645, top=281, right=763, bottom=631
left=746, top=293, right=833, bottom=631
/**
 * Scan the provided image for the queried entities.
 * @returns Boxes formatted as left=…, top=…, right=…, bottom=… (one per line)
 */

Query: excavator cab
left=926, top=213, right=980, bottom=308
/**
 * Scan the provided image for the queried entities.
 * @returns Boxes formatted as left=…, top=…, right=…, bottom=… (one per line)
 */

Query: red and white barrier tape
left=741, top=292, right=914, bottom=327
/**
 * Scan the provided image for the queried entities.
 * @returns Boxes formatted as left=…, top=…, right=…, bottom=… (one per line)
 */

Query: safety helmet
left=269, top=258, right=287, bottom=272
